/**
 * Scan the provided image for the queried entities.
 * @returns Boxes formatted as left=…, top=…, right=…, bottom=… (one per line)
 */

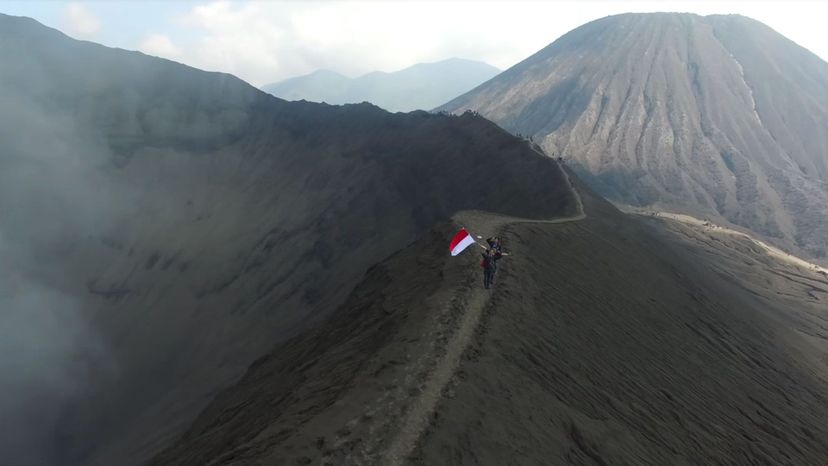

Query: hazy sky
left=2, top=1, right=827, bottom=87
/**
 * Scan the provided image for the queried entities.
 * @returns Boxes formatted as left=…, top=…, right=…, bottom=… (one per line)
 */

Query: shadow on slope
left=150, top=223, right=472, bottom=465
left=154, top=179, right=828, bottom=465
left=414, top=182, right=828, bottom=465
left=0, top=13, right=578, bottom=466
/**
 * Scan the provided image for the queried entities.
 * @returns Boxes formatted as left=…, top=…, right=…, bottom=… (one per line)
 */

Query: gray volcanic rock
left=412, top=185, right=828, bottom=465
left=0, top=14, right=575, bottom=466
left=263, top=58, right=500, bottom=112
left=152, top=178, right=828, bottom=465
left=438, top=13, right=828, bottom=261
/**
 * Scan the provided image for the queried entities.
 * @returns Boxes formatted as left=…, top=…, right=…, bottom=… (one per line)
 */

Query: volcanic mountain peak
left=438, top=12, right=828, bottom=261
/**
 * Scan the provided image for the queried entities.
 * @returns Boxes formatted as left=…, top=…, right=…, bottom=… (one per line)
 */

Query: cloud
left=64, top=2, right=101, bottom=38
left=139, top=33, right=182, bottom=59
left=158, top=1, right=566, bottom=87
left=137, top=1, right=828, bottom=88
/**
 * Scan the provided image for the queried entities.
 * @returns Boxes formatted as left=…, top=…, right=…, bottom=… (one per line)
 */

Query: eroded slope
left=438, top=13, right=828, bottom=261
left=0, top=14, right=576, bottom=465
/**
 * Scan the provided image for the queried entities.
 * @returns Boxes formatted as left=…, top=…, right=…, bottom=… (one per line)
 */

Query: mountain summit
left=264, top=58, right=500, bottom=112
left=438, top=13, right=828, bottom=260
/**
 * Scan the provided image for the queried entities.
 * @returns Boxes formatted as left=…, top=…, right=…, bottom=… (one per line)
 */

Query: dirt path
left=381, top=167, right=585, bottom=465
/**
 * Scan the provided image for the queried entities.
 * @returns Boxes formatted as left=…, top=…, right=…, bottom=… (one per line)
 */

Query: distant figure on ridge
left=481, top=248, right=501, bottom=290
left=481, top=237, right=510, bottom=289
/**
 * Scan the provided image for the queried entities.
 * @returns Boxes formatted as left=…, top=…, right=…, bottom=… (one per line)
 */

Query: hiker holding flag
left=481, top=247, right=502, bottom=289
left=449, top=228, right=509, bottom=289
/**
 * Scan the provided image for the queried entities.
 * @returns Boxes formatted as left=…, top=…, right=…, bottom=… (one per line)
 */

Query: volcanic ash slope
left=154, top=179, right=828, bottom=465
left=438, top=13, right=828, bottom=262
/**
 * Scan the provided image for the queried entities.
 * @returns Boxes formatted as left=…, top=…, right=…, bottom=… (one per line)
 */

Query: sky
left=1, top=1, right=827, bottom=87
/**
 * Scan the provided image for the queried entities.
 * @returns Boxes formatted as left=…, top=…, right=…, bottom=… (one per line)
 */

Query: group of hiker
left=447, top=229, right=510, bottom=290
left=480, top=236, right=508, bottom=290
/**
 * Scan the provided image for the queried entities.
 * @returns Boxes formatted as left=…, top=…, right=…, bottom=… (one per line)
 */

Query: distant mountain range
left=263, top=58, right=499, bottom=112
left=438, top=13, right=828, bottom=261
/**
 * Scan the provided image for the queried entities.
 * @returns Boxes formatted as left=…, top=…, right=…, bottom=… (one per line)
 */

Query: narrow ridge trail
left=381, top=165, right=585, bottom=465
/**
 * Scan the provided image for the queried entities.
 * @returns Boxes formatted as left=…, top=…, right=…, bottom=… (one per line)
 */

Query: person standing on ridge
left=481, top=247, right=503, bottom=290
left=484, top=236, right=508, bottom=284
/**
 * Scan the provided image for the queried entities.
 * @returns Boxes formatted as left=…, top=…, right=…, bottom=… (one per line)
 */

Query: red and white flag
left=449, top=228, right=476, bottom=256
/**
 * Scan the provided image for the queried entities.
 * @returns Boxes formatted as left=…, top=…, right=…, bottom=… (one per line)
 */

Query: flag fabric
left=449, top=228, right=476, bottom=256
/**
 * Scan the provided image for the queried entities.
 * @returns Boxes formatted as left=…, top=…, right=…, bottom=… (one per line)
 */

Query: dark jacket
left=481, top=251, right=502, bottom=270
